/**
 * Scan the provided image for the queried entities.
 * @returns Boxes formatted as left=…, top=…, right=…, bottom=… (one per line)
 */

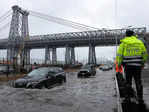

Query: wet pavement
left=142, top=68, right=149, bottom=108
left=0, top=69, right=117, bottom=112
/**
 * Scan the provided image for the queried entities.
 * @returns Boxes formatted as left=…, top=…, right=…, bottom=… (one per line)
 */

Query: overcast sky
left=0, top=0, right=149, bottom=63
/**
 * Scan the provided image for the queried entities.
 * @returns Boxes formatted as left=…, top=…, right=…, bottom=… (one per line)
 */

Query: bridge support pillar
left=65, top=46, right=75, bottom=64
left=52, top=47, right=57, bottom=64
left=88, top=44, right=96, bottom=65
left=45, top=47, right=57, bottom=64
left=45, top=47, right=52, bottom=64
left=7, top=48, right=17, bottom=63
left=65, top=47, right=71, bottom=65
left=22, top=49, right=30, bottom=65
left=21, top=48, right=30, bottom=65
left=71, top=47, right=75, bottom=64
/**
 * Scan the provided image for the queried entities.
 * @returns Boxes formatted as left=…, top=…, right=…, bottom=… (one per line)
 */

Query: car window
left=48, top=71, right=57, bottom=76
left=48, top=67, right=63, bottom=76
left=27, top=67, right=50, bottom=77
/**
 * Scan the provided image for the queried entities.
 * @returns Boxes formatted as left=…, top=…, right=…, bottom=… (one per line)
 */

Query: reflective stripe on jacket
left=123, top=56, right=142, bottom=66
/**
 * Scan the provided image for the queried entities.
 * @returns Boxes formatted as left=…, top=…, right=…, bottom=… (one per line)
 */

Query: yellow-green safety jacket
left=116, top=36, right=148, bottom=67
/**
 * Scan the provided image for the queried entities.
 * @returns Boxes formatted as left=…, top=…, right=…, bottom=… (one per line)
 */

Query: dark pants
left=124, top=65, right=143, bottom=100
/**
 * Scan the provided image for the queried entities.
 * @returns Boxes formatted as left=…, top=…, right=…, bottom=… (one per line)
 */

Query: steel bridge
left=0, top=5, right=147, bottom=65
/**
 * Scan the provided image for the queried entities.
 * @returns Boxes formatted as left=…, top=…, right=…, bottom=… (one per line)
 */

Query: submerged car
left=13, top=67, right=66, bottom=89
left=78, top=64, right=96, bottom=78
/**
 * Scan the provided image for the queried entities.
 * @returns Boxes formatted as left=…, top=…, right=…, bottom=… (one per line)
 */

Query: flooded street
left=0, top=69, right=117, bottom=112
left=142, top=69, right=149, bottom=106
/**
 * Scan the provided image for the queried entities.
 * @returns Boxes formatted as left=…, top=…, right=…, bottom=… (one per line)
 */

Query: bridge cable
left=29, top=10, right=100, bottom=31
left=30, top=11, right=99, bottom=31
left=0, top=22, right=11, bottom=33
left=30, top=11, right=94, bottom=31
left=0, top=10, right=12, bottom=23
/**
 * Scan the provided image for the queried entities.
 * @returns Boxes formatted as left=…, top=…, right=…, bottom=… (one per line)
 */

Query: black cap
left=126, top=30, right=134, bottom=37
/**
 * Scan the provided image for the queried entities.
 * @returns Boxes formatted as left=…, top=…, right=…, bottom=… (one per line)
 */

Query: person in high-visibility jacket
left=116, top=30, right=148, bottom=103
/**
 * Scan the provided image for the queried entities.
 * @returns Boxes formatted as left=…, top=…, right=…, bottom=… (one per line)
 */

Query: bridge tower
left=7, top=5, right=30, bottom=65
left=45, top=47, right=51, bottom=64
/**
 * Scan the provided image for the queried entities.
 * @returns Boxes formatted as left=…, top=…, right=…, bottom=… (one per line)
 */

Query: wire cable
left=31, top=11, right=99, bottom=30
left=29, top=10, right=99, bottom=31
left=0, top=10, right=12, bottom=23
left=0, top=22, right=10, bottom=33
left=30, top=13, right=89, bottom=31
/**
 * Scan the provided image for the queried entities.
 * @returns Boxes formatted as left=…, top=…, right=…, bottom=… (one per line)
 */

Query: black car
left=78, top=64, right=96, bottom=78
left=13, top=67, right=66, bottom=89
left=99, top=65, right=113, bottom=71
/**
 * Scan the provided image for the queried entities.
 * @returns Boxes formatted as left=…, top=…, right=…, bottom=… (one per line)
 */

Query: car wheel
left=56, top=78, right=62, bottom=84
left=45, top=83, right=51, bottom=89
left=86, top=74, right=90, bottom=78
left=93, top=72, right=96, bottom=76
left=36, top=83, right=45, bottom=89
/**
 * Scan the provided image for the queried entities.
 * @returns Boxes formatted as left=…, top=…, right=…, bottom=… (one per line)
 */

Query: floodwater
left=0, top=69, right=117, bottom=112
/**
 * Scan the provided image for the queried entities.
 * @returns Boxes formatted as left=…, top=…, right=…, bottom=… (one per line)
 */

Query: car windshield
left=27, top=67, right=50, bottom=77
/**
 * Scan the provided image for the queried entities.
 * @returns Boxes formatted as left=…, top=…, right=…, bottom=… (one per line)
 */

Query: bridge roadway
left=0, top=27, right=146, bottom=49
